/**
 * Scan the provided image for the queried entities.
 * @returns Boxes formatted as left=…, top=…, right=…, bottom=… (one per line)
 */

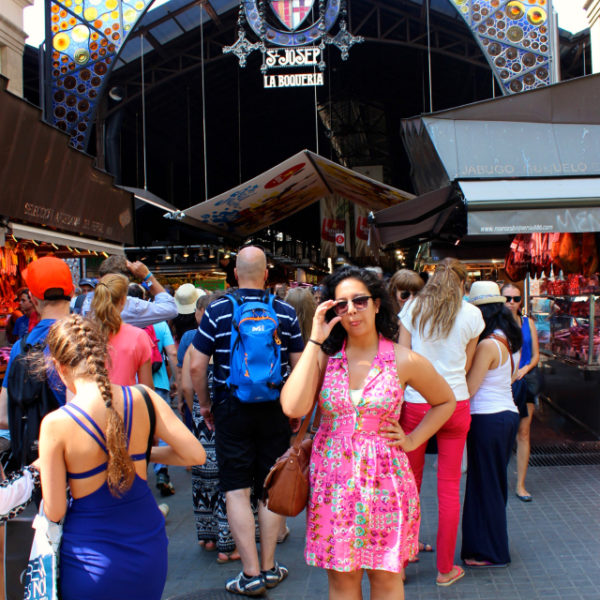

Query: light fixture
left=102, top=251, right=109, bottom=258
left=108, top=86, right=124, bottom=102
left=183, top=247, right=189, bottom=258
left=11, top=234, right=18, bottom=242
left=209, top=247, right=215, bottom=259
left=164, top=248, right=172, bottom=260
left=51, top=243, right=59, bottom=250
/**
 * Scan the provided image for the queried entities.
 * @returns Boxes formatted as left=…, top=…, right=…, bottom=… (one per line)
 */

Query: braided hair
left=46, top=314, right=135, bottom=497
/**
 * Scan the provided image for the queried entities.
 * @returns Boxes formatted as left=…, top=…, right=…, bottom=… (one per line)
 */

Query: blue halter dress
left=59, top=386, right=168, bottom=600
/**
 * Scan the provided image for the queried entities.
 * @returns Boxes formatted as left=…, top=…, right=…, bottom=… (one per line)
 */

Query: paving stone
left=158, top=457, right=600, bottom=599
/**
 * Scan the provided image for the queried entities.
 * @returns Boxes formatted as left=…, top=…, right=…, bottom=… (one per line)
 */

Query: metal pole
left=426, top=0, right=433, bottom=112
left=200, top=4, right=209, bottom=201
left=140, top=34, right=148, bottom=190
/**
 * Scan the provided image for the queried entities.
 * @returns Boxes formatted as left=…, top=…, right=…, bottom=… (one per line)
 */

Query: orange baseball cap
left=22, top=257, right=74, bottom=301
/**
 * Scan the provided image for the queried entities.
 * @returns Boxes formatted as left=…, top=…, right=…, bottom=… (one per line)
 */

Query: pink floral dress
left=305, top=337, right=420, bottom=573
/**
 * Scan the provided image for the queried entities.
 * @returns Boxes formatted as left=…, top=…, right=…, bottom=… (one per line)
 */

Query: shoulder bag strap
left=292, top=361, right=325, bottom=449
left=133, top=385, right=156, bottom=463
left=488, top=334, right=514, bottom=373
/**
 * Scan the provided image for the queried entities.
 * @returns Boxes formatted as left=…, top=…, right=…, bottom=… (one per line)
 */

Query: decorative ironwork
left=448, top=0, right=556, bottom=95
left=223, top=30, right=264, bottom=67
left=45, top=0, right=155, bottom=149
left=224, top=0, right=362, bottom=69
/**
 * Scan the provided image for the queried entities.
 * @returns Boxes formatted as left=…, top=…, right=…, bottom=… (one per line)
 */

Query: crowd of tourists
left=0, top=247, right=539, bottom=599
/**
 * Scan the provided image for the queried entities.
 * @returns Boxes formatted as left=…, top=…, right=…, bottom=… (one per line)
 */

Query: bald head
left=235, top=246, right=268, bottom=288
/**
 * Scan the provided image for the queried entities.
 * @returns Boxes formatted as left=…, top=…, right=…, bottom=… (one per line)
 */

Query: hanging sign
left=262, top=46, right=324, bottom=88
left=224, top=0, right=362, bottom=89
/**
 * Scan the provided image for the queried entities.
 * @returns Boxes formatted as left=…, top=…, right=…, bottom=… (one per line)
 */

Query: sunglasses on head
left=505, top=295, right=521, bottom=303
left=333, top=295, right=373, bottom=316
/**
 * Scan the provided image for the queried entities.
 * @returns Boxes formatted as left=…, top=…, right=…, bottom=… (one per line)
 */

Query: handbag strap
left=489, top=334, right=514, bottom=374
left=291, top=363, right=325, bottom=450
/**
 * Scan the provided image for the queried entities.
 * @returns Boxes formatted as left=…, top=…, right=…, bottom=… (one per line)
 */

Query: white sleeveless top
left=470, top=337, right=519, bottom=415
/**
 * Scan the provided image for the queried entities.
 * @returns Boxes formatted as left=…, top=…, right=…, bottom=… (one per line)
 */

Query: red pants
left=400, top=400, right=471, bottom=574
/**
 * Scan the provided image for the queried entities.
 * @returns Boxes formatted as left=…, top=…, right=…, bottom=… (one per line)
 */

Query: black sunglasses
left=505, top=295, right=521, bottom=303
left=333, top=295, right=372, bottom=316
left=400, top=290, right=412, bottom=300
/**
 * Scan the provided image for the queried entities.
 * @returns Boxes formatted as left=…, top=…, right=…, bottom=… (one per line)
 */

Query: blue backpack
left=225, top=291, right=283, bottom=403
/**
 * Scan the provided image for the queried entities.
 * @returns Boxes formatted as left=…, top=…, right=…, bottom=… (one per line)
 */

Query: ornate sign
left=224, top=0, right=362, bottom=89
left=448, top=0, right=557, bottom=95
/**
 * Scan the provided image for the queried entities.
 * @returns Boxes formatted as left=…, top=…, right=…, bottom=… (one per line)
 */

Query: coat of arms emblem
left=271, top=0, right=315, bottom=31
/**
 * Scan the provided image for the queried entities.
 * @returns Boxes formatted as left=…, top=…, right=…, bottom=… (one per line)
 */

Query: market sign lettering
left=264, top=72, right=324, bottom=88
left=265, top=47, right=321, bottom=68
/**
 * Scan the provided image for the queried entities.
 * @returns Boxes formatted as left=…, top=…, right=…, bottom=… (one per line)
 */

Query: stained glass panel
left=46, top=0, right=154, bottom=149
left=448, top=0, right=556, bottom=95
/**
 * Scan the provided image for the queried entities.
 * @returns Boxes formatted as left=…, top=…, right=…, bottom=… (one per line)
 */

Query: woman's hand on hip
left=380, top=417, right=418, bottom=452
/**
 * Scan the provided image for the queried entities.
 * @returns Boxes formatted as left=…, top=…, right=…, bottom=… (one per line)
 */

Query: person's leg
left=257, top=500, right=283, bottom=571
left=462, top=412, right=513, bottom=566
left=516, top=403, right=534, bottom=498
left=399, top=402, right=429, bottom=492
left=327, top=569, right=363, bottom=600
left=367, top=569, right=404, bottom=600
left=435, top=400, right=471, bottom=578
left=226, top=488, right=260, bottom=576
left=254, top=402, right=291, bottom=585
left=153, top=388, right=176, bottom=494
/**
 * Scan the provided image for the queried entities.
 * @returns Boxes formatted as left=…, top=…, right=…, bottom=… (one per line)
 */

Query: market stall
left=371, top=73, right=600, bottom=438
left=0, top=73, right=134, bottom=348
left=506, top=233, right=600, bottom=437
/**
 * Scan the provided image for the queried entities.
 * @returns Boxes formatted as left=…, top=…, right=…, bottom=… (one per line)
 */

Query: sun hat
left=468, top=281, right=506, bottom=306
left=23, top=257, right=74, bottom=301
left=174, top=283, right=205, bottom=314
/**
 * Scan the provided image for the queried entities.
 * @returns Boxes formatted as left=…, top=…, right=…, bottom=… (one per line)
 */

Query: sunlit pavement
left=158, top=453, right=600, bottom=600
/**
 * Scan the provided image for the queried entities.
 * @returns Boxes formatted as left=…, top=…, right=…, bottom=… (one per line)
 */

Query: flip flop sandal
left=277, top=525, right=291, bottom=544
left=436, top=566, right=465, bottom=587
left=464, top=559, right=508, bottom=568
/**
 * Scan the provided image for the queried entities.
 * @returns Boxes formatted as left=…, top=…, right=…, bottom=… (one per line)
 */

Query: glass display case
left=530, top=294, right=600, bottom=367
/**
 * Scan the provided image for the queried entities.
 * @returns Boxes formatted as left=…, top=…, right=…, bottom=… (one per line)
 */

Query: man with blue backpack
left=189, top=245, right=304, bottom=597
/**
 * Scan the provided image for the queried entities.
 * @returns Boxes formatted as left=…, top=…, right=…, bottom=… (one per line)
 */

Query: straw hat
left=174, top=283, right=205, bottom=314
left=468, top=281, right=506, bottom=306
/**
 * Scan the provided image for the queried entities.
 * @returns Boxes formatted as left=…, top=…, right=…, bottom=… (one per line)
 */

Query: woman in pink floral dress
left=281, top=267, right=455, bottom=600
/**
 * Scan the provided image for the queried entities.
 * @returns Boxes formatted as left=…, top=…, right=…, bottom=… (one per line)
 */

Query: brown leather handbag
left=262, top=396, right=320, bottom=517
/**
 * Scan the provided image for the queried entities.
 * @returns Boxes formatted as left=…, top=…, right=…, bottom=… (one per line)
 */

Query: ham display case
left=530, top=292, right=600, bottom=437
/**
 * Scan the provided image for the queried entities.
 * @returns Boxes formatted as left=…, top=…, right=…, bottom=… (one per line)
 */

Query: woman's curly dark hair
left=478, top=302, right=523, bottom=354
left=321, top=266, right=398, bottom=355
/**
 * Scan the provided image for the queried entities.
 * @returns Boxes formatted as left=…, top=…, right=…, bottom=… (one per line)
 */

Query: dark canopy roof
left=401, top=73, right=600, bottom=196
left=372, top=73, right=600, bottom=245
left=0, top=76, right=134, bottom=246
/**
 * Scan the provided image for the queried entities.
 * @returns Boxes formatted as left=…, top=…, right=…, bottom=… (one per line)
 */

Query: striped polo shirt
left=192, top=289, right=304, bottom=402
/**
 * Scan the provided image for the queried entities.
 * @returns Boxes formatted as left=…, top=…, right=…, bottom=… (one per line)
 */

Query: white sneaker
left=158, top=503, right=170, bottom=519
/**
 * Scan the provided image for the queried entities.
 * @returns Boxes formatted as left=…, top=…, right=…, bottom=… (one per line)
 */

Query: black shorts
left=212, top=397, right=291, bottom=495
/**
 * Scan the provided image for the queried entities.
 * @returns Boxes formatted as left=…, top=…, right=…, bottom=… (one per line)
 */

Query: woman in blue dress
left=501, top=283, right=539, bottom=502
left=38, top=315, right=205, bottom=600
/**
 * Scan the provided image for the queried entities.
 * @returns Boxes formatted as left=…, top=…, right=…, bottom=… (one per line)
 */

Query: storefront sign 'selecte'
left=224, top=0, right=362, bottom=89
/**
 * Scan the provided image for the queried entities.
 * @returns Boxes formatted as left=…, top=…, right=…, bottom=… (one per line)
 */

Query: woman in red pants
left=399, top=258, right=484, bottom=586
